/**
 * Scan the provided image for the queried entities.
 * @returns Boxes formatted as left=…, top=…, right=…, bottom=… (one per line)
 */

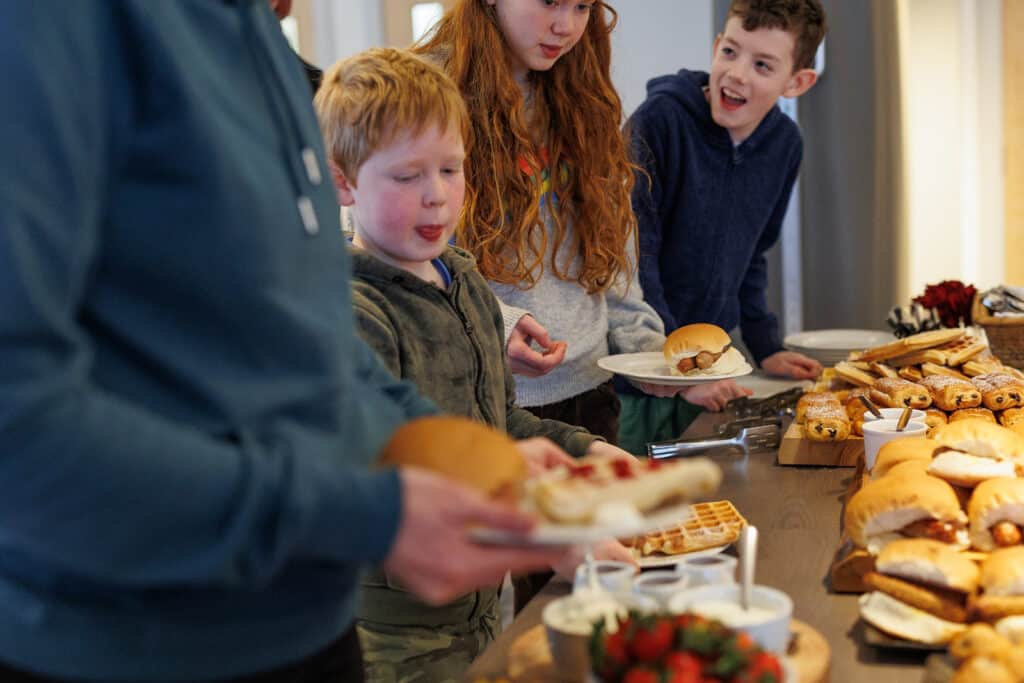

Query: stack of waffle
left=624, top=500, right=746, bottom=557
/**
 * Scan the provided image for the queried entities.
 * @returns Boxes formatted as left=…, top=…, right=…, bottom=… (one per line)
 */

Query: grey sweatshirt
left=493, top=210, right=667, bottom=407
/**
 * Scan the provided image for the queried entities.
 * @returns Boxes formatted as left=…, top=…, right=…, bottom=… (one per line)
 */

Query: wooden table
left=466, top=412, right=931, bottom=682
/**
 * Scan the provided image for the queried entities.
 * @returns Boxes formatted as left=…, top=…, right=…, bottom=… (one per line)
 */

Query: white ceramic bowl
left=632, top=570, right=689, bottom=606
left=667, top=584, right=793, bottom=653
left=572, top=560, right=638, bottom=595
left=542, top=593, right=656, bottom=679
left=677, top=554, right=737, bottom=587
left=861, top=418, right=929, bottom=470
left=863, top=408, right=927, bottom=424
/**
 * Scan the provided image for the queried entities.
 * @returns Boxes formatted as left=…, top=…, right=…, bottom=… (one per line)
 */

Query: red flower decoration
left=913, top=280, right=976, bottom=328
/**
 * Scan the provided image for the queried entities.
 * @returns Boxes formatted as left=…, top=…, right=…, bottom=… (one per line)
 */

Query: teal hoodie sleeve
left=0, top=2, right=436, bottom=590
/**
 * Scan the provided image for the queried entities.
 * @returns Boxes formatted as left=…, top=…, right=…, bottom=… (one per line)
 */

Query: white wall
left=611, top=1, right=714, bottom=118
left=307, top=0, right=714, bottom=118
left=901, top=0, right=1004, bottom=299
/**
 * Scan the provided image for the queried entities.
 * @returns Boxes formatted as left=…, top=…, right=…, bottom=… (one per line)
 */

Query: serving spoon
left=896, top=406, right=914, bottom=432
left=739, top=525, right=759, bottom=611
left=858, top=395, right=884, bottom=420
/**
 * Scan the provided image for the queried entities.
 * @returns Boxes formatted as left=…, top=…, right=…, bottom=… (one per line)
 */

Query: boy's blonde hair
left=314, top=47, right=470, bottom=183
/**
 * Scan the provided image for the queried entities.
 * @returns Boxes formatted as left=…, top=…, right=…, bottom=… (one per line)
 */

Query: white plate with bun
left=598, top=351, right=753, bottom=386
left=601, top=323, right=754, bottom=385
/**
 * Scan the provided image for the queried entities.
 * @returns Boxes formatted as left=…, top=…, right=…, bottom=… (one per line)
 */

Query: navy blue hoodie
left=628, top=69, right=802, bottom=363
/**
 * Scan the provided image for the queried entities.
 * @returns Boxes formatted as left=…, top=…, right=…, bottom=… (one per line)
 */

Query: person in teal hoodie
left=0, top=3, right=567, bottom=682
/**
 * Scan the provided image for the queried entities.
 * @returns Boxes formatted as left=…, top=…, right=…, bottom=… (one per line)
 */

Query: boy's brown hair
left=314, top=47, right=470, bottom=183
left=728, top=0, right=827, bottom=72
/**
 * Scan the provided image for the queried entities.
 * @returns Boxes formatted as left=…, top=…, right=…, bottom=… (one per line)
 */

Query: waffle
left=852, top=329, right=965, bottom=363
left=624, top=500, right=747, bottom=556
left=938, top=336, right=988, bottom=366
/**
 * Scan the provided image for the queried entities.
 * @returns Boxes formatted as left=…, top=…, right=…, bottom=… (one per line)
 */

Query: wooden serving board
left=502, top=620, right=829, bottom=683
left=777, top=422, right=864, bottom=467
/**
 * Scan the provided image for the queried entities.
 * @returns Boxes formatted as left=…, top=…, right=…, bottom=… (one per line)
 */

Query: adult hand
left=681, top=380, right=752, bottom=412
left=518, top=437, right=574, bottom=477
left=760, top=350, right=822, bottom=379
left=551, top=538, right=638, bottom=580
left=586, top=440, right=638, bottom=461
left=383, top=468, right=568, bottom=606
left=507, top=315, right=567, bottom=377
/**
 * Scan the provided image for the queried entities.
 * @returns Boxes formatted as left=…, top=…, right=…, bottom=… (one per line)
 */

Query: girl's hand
left=507, top=315, right=567, bottom=377
left=681, top=380, right=752, bottom=412
left=760, top=351, right=822, bottom=379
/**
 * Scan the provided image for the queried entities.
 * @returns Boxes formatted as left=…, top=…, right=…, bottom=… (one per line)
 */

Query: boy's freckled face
left=346, top=123, right=466, bottom=277
left=709, top=16, right=800, bottom=145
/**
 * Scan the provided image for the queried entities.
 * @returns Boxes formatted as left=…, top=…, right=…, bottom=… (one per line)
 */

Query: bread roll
left=872, top=437, right=937, bottom=479
left=875, top=538, right=980, bottom=593
left=378, top=416, right=526, bottom=502
left=844, top=473, right=968, bottom=552
left=858, top=591, right=967, bottom=644
left=663, top=323, right=737, bottom=376
left=1001, top=408, right=1024, bottom=429
left=931, top=420, right=1024, bottom=460
left=970, top=478, right=1024, bottom=551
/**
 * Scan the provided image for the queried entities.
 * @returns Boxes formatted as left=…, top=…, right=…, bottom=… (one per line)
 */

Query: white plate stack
left=783, top=329, right=895, bottom=366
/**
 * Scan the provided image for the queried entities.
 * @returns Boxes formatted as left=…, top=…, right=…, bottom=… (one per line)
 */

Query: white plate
left=635, top=543, right=729, bottom=569
left=470, top=501, right=698, bottom=546
left=597, top=352, right=753, bottom=386
left=732, top=373, right=811, bottom=399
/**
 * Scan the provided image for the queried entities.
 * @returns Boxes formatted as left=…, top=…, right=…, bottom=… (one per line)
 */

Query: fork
left=647, top=422, right=782, bottom=460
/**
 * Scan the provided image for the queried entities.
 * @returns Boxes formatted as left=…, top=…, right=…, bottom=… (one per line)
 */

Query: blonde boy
left=315, top=48, right=633, bottom=683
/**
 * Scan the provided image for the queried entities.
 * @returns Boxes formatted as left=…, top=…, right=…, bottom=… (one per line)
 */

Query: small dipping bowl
left=861, top=418, right=929, bottom=471
left=632, top=570, right=689, bottom=607
left=668, top=584, right=793, bottom=653
left=863, top=408, right=927, bottom=424
left=677, top=554, right=737, bottom=588
left=572, top=560, right=638, bottom=595
left=542, top=593, right=656, bottom=678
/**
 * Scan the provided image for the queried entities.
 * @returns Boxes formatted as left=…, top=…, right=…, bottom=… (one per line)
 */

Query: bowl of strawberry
left=589, top=612, right=790, bottom=683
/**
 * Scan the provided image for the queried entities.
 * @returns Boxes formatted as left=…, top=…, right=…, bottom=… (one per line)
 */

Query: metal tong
left=647, top=419, right=782, bottom=460
left=724, top=387, right=804, bottom=419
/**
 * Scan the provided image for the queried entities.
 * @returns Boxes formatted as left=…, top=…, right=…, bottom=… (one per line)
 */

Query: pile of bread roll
left=842, top=419, right=1024, bottom=646
left=796, top=329, right=1024, bottom=442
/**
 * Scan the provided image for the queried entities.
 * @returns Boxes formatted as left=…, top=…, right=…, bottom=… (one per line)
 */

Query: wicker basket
left=973, top=292, right=1024, bottom=369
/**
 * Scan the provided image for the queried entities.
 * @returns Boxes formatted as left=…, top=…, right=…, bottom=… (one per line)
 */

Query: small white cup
left=572, top=560, right=638, bottom=595
left=863, top=408, right=927, bottom=424
left=668, top=584, right=793, bottom=653
left=862, top=418, right=929, bottom=471
left=632, top=570, right=689, bottom=607
left=677, top=554, right=737, bottom=588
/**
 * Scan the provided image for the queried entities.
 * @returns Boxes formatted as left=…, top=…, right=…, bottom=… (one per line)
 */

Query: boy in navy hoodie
left=620, top=0, right=828, bottom=453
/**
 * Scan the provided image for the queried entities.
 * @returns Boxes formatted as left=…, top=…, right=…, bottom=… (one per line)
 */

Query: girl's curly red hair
left=415, top=0, right=636, bottom=294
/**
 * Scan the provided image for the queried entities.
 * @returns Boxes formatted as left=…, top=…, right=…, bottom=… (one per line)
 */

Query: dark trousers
left=512, top=380, right=622, bottom=613
left=0, top=626, right=365, bottom=683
